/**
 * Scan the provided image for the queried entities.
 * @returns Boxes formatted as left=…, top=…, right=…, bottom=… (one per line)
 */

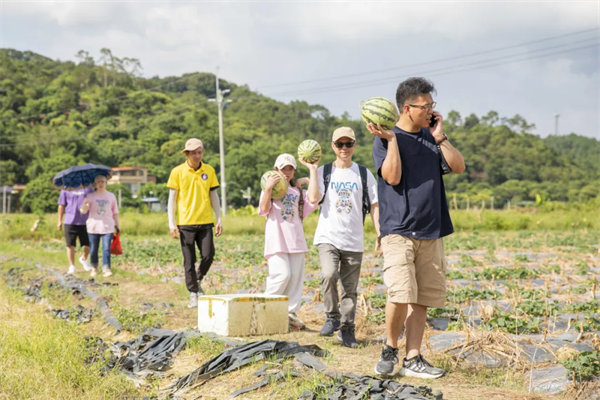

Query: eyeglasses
left=333, top=141, right=355, bottom=149
left=407, top=102, right=436, bottom=111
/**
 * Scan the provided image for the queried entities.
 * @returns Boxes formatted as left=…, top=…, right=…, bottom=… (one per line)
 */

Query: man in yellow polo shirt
left=167, top=138, right=223, bottom=308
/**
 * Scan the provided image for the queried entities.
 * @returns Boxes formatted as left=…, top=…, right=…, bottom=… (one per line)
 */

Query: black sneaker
left=319, top=318, right=340, bottom=336
left=337, top=327, right=359, bottom=348
left=374, top=345, right=398, bottom=376
left=399, top=354, right=445, bottom=379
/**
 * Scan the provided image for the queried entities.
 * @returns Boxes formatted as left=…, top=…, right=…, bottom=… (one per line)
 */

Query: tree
left=1, top=48, right=597, bottom=213
left=20, top=172, right=59, bottom=213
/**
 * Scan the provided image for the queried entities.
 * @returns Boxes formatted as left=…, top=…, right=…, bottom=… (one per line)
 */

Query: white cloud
left=1, top=0, right=598, bottom=138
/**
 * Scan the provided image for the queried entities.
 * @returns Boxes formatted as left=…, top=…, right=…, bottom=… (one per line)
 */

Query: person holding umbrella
left=79, top=174, right=120, bottom=278
left=57, top=186, right=94, bottom=275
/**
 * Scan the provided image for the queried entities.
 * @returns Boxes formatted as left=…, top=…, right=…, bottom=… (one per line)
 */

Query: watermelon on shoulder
left=360, top=97, right=399, bottom=130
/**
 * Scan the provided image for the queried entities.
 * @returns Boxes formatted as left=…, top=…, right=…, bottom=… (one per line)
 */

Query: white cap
left=274, top=153, right=297, bottom=170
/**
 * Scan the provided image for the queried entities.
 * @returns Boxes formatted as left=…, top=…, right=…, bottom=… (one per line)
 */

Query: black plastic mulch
left=297, top=376, right=443, bottom=400
left=51, top=304, right=94, bottom=324
left=43, top=264, right=123, bottom=332
left=108, top=328, right=187, bottom=375
left=294, top=351, right=443, bottom=400
left=167, top=339, right=328, bottom=393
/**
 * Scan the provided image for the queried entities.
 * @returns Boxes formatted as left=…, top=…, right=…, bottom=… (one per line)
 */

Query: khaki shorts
left=381, top=234, right=446, bottom=308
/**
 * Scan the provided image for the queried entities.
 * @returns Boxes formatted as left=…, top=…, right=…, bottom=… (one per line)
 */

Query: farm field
left=0, top=211, right=599, bottom=400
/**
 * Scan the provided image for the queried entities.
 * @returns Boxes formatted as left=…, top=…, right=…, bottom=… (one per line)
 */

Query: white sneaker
left=288, top=313, right=305, bottom=330
left=67, top=265, right=76, bottom=275
left=188, top=292, right=198, bottom=308
left=90, top=268, right=97, bottom=277
left=102, top=269, right=113, bottom=277
left=79, top=256, right=92, bottom=271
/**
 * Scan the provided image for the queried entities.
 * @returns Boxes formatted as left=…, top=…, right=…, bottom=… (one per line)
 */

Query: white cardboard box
left=197, top=294, right=289, bottom=336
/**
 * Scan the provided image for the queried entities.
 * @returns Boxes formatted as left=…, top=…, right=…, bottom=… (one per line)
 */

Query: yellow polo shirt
left=167, top=161, right=219, bottom=225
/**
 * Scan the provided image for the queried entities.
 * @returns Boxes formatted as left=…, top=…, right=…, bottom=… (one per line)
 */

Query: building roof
left=111, top=166, right=148, bottom=171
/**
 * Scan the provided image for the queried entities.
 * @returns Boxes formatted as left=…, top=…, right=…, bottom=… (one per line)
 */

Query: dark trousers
left=178, top=224, right=215, bottom=293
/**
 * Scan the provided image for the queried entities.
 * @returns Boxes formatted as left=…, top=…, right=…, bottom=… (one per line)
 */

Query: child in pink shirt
left=80, top=175, right=120, bottom=278
left=258, top=153, right=318, bottom=329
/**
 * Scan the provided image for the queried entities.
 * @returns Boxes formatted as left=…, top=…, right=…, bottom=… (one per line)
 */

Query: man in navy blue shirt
left=368, top=77, right=465, bottom=379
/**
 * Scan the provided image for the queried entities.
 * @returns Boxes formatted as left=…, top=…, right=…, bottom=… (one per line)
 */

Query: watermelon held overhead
left=260, top=170, right=289, bottom=200
left=360, top=97, right=399, bottom=130
left=297, top=139, right=321, bottom=163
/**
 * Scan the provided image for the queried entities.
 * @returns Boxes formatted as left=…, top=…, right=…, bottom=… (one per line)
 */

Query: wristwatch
left=437, top=132, right=448, bottom=145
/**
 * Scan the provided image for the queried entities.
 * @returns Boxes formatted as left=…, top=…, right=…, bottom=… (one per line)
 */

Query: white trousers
left=265, top=252, right=305, bottom=314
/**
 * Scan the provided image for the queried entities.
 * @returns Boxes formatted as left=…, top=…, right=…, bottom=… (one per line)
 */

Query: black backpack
left=319, top=162, right=371, bottom=223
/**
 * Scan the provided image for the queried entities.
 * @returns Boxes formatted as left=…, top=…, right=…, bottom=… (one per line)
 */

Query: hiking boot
left=319, top=318, right=340, bottom=336
left=337, top=326, right=359, bottom=348
left=79, top=256, right=93, bottom=271
left=288, top=313, right=305, bottom=330
left=374, top=345, right=399, bottom=376
left=399, top=354, right=445, bottom=379
left=67, top=265, right=76, bottom=275
left=188, top=292, right=198, bottom=308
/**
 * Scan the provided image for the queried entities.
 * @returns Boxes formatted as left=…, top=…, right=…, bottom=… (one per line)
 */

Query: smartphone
left=429, top=115, right=437, bottom=128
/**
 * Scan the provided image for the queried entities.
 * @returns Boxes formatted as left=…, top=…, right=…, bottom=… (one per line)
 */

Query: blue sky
left=1, top=1, right=599, bottom=139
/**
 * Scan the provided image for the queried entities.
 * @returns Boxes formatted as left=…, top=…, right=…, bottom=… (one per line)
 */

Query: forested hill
left=1, top=49, right=598, bottom=212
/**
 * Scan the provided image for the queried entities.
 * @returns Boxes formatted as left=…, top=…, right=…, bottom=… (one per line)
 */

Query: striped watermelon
left=297, top=139, right=321, bottom=163
left=360, top=97, right=399, bottom=130
left=260, top=170, right=289, bottom=200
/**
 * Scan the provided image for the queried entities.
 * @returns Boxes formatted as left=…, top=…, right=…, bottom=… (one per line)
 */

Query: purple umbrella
left=52, top=163, right=112, bottom=190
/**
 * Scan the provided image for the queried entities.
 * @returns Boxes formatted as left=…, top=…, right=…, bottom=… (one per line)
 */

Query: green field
left=1, top=207, right=599, bottom=400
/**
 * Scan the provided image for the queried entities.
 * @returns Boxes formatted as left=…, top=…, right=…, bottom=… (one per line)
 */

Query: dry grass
left=1, top=225, right=598, bottom=399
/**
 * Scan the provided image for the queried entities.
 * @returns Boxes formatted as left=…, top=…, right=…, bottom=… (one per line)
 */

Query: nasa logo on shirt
left=201, top=173, right=208, bottom=180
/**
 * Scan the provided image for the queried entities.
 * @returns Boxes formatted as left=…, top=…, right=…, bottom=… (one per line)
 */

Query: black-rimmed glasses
left=333, top=141, right=355, bottom=149
left=407, top=102, right=436, bottom=111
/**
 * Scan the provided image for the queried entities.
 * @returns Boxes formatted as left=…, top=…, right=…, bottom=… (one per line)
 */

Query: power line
left=267, top=42, right=599, bottom=97
left=257, top=28, right=599, bottom=89
left=2, top=28, right=596, bottom=127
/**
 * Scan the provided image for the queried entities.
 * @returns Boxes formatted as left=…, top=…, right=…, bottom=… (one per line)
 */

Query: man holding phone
left=368, top=77, right=465, bottom=378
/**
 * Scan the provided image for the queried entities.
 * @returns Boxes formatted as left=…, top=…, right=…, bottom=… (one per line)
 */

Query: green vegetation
left=2, top=213, right=599, bottom=398
left=1, top=49, right=598, bottom=214
left=446, top=287, right=501, bottom=302
left=515, top=299, right=559, bottom=317
left=113, top=304, right=166, bottom=334
left=483, top=311, right=541, bottom=334
left=561, top=351, right=600, bottom=382
left=0, top=281, right=146, bottom=399
left=183, top=335, right=226, bottom=359
left=562, top=300, right=600, bottom=314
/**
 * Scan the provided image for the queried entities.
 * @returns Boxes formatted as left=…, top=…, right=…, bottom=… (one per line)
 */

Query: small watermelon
left=297, top=139, right=321, bottom=163
left=260, top=170, right=289, bottom=200
left=360, top=97, right=399, bottom=130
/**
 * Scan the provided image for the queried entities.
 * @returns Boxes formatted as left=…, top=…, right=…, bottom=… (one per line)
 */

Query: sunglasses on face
left=333, top=141, right=355, bottom=149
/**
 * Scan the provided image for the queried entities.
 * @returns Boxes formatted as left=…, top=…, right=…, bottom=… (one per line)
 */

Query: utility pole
left=554, top=114, right=560, bottom=136
left=209, top=71, right=231, bottom=216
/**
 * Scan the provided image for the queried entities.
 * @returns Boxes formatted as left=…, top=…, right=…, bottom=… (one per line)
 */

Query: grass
left=0, top=281, right=146, bottom=400
left=1, top=209, right=598, bottom=399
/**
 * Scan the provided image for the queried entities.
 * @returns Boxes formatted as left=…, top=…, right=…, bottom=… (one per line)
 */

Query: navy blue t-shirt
left=372, top=126, right=453, bottom=239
